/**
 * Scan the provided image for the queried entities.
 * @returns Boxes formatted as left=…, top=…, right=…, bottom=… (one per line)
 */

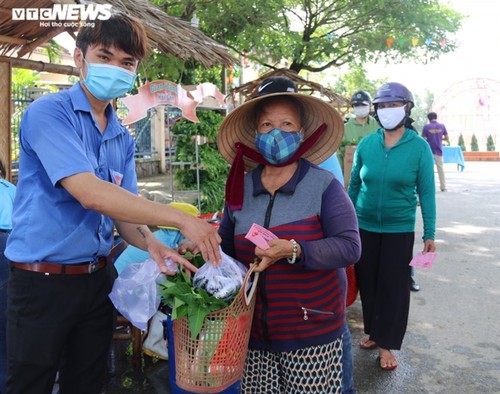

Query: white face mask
left=377, top=107, right=406, bottom=130
left=353, top=105, right=370, bottom=118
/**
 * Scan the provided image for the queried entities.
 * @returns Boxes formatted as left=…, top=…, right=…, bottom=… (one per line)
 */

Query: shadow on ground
left=102, top=340, right=169, bottom=394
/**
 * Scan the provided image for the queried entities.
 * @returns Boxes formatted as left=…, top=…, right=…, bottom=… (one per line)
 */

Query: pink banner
left=189, top=82, right=226, bottom=105
left=120, top=80, right=200, bottom=125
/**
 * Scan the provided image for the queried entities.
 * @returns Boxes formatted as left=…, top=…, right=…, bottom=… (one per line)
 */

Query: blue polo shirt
left=318, top=152, right=344, bottom=186
left=5, top=83, right=138, bottom=263
left=0, top=179, right=16, bottom=231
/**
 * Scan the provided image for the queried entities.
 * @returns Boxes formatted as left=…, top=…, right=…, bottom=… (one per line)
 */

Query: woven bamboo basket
left=173, top=266, right=258, bottom=393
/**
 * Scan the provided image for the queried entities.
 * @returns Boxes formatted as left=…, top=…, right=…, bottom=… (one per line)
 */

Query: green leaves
left=182, top=251, right=206, bottom=269
left=172, top=110, right=228, bottom=213
left=153, top=0, right=462, bottom=75
left=158, top=263, right=230, bottom=339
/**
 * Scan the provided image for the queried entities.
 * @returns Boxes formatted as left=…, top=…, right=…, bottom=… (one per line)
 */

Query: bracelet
left=287, top=239, right=298, bottom=265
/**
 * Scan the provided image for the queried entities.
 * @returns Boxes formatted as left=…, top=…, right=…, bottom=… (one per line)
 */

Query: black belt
left=11, top=257, right=107, bottom=275
left=0, top=229, right=10, bottom=234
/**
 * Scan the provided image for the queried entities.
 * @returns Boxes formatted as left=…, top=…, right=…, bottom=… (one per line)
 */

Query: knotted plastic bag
left=192, top=249, right=247, bottom=301
left=109, top=258, right=166, bottom=330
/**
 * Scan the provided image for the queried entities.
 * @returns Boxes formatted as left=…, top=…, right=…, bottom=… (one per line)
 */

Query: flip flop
left=378, top=352, right=398, bottom=371
left=359, top=336, right=377, bottom=349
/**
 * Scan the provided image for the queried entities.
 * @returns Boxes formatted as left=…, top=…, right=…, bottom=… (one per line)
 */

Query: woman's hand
left=251, top=239, right=299, bottom=272
left=423, top=239, right=436, bottom=253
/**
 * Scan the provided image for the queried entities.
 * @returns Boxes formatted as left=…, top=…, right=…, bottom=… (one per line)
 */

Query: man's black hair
left=427, top=112, right=438, bottom=121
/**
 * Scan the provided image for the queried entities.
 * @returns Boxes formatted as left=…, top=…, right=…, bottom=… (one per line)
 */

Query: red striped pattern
left=234, top=216, right=346, bottom=350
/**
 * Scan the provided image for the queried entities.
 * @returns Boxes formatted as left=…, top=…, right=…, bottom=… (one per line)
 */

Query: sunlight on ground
left=138, top=181, right=163, bottom=187
left=489, top=288, right=500, bottom=296
left=416, top=322, right=435, bottom=330
left=439, top=224, right=498, bottom=235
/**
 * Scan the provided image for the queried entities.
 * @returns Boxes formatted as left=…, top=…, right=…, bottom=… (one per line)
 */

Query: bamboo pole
left=0, top=60, right=12, bottom=181
left=0, top=34, right=28, bottom=46
left=0, top=55, right=79, bottom=76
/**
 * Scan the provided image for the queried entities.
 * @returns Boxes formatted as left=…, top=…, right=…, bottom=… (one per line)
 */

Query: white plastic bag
left=192, top=249, right=247, bottom=301
left=109, top=258, right=165, bottom=330
left=142, top=310, right=169, bottom=360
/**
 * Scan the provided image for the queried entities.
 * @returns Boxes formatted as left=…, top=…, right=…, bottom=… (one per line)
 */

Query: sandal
left=359, top=336, right=377, bottom=349
left=378, top=349, right=398, bottom=371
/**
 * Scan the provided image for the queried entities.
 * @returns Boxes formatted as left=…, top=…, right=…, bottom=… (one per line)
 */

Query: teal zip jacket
left=348, top=128, right=436, bottom=241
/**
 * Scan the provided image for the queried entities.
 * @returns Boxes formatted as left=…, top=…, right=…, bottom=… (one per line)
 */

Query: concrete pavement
left=350, top=161, right=500, bottom=394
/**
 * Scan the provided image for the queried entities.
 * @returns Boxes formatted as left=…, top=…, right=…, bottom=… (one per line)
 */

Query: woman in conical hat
left=217, top=76, right=361, bottom=393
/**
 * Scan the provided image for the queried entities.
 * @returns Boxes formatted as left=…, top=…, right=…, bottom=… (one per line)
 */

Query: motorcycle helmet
left=372, top=82, right=414, bottom=109
left=350, top=90, right=372, bottom=106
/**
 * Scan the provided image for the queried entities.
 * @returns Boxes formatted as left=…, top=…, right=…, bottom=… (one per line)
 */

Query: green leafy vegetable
left=158, top=263, right=231, bottom=339
left=182, top=251, right=206, bottom=269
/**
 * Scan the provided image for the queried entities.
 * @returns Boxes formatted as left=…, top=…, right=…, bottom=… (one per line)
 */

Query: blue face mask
left=82, top=60, right=137, bottom=102
left=255, top=128, right=303, bottom=165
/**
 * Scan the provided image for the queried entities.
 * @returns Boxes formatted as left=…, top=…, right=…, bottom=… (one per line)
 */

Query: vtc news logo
left=12, top=4, right=112, bottom=21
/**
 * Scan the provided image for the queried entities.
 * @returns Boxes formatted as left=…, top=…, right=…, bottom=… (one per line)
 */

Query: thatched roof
left=227, top=69, right=350, bottom=115
left=0, top=0, right=235, bottom=67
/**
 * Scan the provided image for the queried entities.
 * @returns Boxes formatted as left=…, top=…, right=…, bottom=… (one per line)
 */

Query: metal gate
left=10, top=86, right=34, bottom=165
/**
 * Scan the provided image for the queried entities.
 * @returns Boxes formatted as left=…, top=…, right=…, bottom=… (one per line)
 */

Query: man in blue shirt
left=5, top=13, right=221, bottom=394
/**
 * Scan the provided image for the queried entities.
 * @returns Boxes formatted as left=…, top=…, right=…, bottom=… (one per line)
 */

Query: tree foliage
left=331, top=64, right=383, bottom=101
left=486, top=134, right=495, bottom=152
left=169, top=0, right=460, bottom=73
left=171, top=110, right=228, bottom=213
left=147, top=0, right=463, bottom=77
left=412, top=90, right=435, bottom=132
left=139, top=53, right=224, bottom=87
left=458, top=133, right=466, bottom=151
left=470, top=134, right=479, bottom=152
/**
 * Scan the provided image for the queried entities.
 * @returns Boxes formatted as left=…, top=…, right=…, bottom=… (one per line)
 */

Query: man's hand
left=146, top=237, right=197, bottom=275
left=178, top=216, right=222, bottom=264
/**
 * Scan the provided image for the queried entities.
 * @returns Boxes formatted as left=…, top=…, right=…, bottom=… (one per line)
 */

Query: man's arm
left=421, top=126, right=428, bottom=140
left=114, top=221, right=197, bottom=273
left=60, top=172, right=221, bottom=263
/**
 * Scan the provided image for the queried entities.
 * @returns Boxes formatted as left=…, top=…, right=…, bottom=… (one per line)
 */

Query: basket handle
left=242, top=264, right=259, bottom=306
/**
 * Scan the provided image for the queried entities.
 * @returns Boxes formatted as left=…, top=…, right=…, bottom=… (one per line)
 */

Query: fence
left=115, top=101, right=179, bottom=159
left=11, top=85, right=34, bottom=165
left=10, top=89, right=163, bottom=165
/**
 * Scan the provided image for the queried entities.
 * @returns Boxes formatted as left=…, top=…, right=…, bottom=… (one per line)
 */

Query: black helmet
left=373, top=82, right=414, bottom=109
left=350, top=90, right=372, bottom=106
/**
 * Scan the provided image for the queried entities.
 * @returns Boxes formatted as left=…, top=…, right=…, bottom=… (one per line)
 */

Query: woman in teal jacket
left=348, top=82, right=436, bottom=371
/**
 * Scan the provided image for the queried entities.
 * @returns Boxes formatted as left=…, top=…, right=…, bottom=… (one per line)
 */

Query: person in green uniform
left=340, top=90, right=380, bottom=187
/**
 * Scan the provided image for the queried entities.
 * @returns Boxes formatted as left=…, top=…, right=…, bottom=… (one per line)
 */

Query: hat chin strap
left=226, top=123, right=327, bottom=211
